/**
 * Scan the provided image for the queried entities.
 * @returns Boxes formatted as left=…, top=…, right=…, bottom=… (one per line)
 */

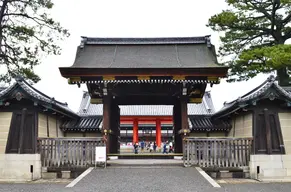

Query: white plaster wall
left=279, top=113, right=291, bottom=155
left=0, top=112, right=12, bottom=154
left=0, top=154, right=41, bottom=181
left=38, top=113, right=63, bottom=138
left=57, top=119, right=64, bottom=137
left=38, top=113, right=47, bottom=137
left=228, top=113, right=253, bottom=137
left=48, top=116, right=57, bottom=137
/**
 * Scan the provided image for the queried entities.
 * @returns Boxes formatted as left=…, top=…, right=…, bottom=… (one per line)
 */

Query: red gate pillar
left=156, top=119, right=161, bottom=147
left=133, top=119, right=138, bottom=144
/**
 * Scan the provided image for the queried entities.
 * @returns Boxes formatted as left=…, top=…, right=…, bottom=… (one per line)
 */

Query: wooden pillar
left=181, top=98, right=189, bottom=131
left=103, top=96, right=111, bottom=154
left=173, top=98, right=189, bottom=153
left=110, top=99, right=120, bottom=154
left=173, top=100, right=181, bottom=153
left=156, top=119, right=161, bottom=147
left=133, top=119, right=138, bottom=144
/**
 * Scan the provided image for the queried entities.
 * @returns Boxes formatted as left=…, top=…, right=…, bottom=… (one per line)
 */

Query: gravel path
left=1, top=167, right=291, bottom=192
left=72, top=167, right=214, bottom=192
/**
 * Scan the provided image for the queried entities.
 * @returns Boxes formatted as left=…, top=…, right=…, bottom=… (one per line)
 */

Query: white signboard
left=95, top=146, right=106, bottom=163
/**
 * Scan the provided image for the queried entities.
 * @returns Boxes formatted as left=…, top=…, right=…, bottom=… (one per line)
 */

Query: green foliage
left=207, top=0, right=291, bottom=83
left=0, top=0, right=69, bottom=84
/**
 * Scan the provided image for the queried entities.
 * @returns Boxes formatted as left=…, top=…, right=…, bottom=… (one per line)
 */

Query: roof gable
left=214, top=75, right=291, bottom=118
left=0, top=77, right=77, bottom=118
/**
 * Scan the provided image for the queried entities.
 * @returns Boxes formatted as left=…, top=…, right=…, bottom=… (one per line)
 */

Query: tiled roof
left=189, top=116, right=231, bottom=132
left=61, top=116, right=103, bottom=132
left=214, top=75, right=291, bottom=118
left=71, top=36, right=221, bottom=69
left=0, top=87, right=6, bottom=92
left=0, top=77, right=77, bottom=118
left=78, top=91, right=215, bottom=116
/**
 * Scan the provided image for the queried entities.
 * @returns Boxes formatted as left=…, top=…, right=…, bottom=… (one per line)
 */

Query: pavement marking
left=65, top=167, right=94, bottom=188
left=195, top=167, right=221, bottom=188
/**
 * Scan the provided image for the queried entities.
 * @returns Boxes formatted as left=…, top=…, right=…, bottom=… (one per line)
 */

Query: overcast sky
left=32, top=0, right=271, bottom=112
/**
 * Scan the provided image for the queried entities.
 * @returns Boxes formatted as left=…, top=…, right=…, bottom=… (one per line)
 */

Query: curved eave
left=0, top=85, right=78, bottom=119
left=59, top=67, right=229, bottom=79
left=213, top=92, right=291, bottom=119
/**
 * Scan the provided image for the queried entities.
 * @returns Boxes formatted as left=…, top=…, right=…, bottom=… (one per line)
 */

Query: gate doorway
left=59, top=36, right=228, bottom=156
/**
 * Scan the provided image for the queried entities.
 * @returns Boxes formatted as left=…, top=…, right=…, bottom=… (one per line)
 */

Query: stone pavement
left=107, top=159, right=183, bottom=166
left=1, top=167, right=291, bottom=191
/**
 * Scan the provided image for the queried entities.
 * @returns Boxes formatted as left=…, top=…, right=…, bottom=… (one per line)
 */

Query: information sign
left=95, top=146, right=107, bottom=168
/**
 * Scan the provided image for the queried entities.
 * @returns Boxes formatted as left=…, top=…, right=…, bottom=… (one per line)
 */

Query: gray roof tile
left=78, top=92, right=215, bottom=116
left=61, top=116, right=103, bottom=131
left=189, top=116, right=231, bottom=132
left=72, top=36, right=220, bottom=69
left=214, top=75, right=291, bottom=117
left=0, top=77, right=77, bottom=117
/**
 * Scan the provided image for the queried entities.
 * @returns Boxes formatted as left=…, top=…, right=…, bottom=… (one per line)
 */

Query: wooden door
left=5, top=109, right=36, bottom=154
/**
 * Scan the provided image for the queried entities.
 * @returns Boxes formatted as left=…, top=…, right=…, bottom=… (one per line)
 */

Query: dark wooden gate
left=6, top=108, right=37, bottom=154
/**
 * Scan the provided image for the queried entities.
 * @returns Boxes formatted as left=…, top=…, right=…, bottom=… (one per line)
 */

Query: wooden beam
left=60, top=67, right=228, bottom=77
left=46, top=114, right=50, bottom=137
left=90, top=98, right=102, bottom=104
left=68, top=77, right=81, bottom=84
left=189, top=98, right=202, bottom=103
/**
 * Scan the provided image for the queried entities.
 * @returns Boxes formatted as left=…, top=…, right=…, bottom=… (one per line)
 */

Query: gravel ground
left=72, top=167, right=215, bottom=192
left=1, top=168, right=291, bottom=192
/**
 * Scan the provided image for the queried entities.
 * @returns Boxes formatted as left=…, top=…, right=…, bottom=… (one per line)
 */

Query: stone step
left=260, top=176, right=291, bottom=182
left=42, top=172, right=57, bottom=179
left=108, top=153, right=182, bottom=160
left=107, top=159, right=184, bottom=167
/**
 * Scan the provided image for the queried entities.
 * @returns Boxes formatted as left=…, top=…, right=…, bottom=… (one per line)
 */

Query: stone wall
left=38, top=113, right=63, bottom=138
left=249, top=155, right=291, bottom=181
left=0, top=154, right=41, bottom=181
left=0, top=112, right=12, bottom=154
left=228, top=112, right=252, bottom=137
left=279, top=113, right=291, bottom=155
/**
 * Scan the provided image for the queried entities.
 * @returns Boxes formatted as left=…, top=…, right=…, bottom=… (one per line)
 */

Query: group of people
left=133, top=141, right=174, bottom=154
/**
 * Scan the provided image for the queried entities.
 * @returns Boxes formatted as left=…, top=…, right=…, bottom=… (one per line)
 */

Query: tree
left=208, top=0, right=291, bottom=85
left=0, top=0, right=69, bottom=83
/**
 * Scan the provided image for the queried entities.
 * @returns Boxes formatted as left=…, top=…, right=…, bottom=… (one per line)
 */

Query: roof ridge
left=223, top=75, right=276, bottom=106
left=214, top=75, right=290, bottom=118
left=80, top=36, right=211, bottom=45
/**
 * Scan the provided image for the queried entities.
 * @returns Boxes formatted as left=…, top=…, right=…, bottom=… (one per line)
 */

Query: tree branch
left=3, top=13, right=56, bottom=30
left=282, top=13, right=291, bottom=24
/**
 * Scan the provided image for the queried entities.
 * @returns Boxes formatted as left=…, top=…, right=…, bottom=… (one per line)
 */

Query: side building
left=213, top=75, right=291, bottom=180
left=0, top=77, right=79, bottom=180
